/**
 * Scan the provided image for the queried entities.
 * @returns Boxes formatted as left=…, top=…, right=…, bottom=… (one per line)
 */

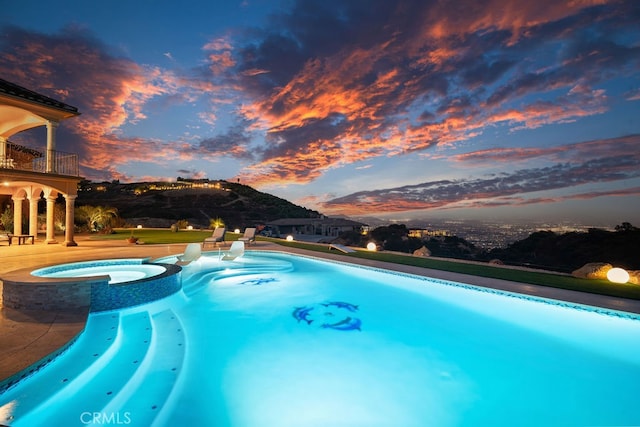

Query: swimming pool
left=1, top=251, right=639, bottom=426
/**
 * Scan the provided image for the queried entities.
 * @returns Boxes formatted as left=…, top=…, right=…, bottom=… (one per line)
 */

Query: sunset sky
left=2, top=0, right=639, bottom=224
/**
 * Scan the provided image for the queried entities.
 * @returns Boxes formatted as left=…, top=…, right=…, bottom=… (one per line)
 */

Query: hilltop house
left=266, top=217, right=368, bottom=240
left=0, top=78, right=82, bottom=246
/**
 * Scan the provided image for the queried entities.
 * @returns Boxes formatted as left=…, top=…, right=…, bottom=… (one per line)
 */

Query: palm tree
left=77, top=205, right=119, bottom=232
left=209, top=217, right=225, bottom=230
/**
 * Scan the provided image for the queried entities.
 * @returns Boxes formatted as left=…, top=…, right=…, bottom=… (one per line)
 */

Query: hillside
left=484, top=224, right=640, bottom=272
left=337, top=223, right=640, bottom=272
left=76, top=180, right=320, bottom=229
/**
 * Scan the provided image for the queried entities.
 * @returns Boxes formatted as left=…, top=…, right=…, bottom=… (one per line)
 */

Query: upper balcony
left=0, top=142, right=79, bottom=177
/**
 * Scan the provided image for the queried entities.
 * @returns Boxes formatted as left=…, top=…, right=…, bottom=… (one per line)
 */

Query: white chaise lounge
left=203, top=227, right=226, bottom=248
left=238, top=227, right=256, bottom=246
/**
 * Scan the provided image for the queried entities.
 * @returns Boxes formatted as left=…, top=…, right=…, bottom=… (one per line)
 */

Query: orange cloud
left=320, top=141, right=640, bottom=215
left=2, top=0, right=635, bottom=195
left=453, top=134, right=640, bottom=165
left=231, top=1, right=627, bottom=187
left=0, top=27, right=235, bottom=179
left=421, top=0, right=610, bottom=43
left=322, top=185, right=640, bottom=216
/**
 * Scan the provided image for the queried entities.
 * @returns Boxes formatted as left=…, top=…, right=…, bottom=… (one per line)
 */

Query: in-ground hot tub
left=32, top=259, right=167, bottom=284
left=16, top=258, right=182, bottom=312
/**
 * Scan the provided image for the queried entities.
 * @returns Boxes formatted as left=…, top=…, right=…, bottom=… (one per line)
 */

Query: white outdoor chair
left=203, top=227, right=225, bottom=248
left=238, top=227, right=256, bottom=246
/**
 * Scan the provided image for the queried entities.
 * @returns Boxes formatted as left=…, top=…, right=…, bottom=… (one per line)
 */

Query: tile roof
left=0, top=78, right=79, bottom=114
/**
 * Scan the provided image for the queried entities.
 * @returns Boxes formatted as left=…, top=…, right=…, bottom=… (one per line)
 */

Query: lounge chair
left=176, top=243, right=202, bottom=265
left=203, top=227, right=226, bottom=248
left=222, top=241, right=245, bottom=260
left=328, top=243, right=356, bottom=253
left=238, top=227, right=256, bottom=246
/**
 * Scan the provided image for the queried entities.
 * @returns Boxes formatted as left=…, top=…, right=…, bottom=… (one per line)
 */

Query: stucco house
left=0, top=78, right=82, bottom=246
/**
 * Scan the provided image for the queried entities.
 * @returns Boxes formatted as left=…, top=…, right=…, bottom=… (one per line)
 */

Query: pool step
left=0, top=312, right=120, bottom=424
left=181, top=270, right=218, bottom=296
left=98, top=308, right=187, bottom=426
left=182, top=261, right=294, bottom=296
left=9, top=311, right=153, bottom=426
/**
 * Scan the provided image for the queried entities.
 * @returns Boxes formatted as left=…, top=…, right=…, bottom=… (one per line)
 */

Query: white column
left=45, top=195, right=57, bottom=244
left=63, top=194, right=77, bottom=246
left=0, top=136, right=6, bottom=160
left=28, top=195, right=39, bottom=238
left=46, top=120, right=59, bottom=173
left=12, top=196, right=24, bottom=235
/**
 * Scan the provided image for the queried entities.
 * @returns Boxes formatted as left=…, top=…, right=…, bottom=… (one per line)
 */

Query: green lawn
left=264, top=239, right=640, bottom=301
left=92, top=229, right=640, bottom=301
left=93, top=228, right=223, bottom=244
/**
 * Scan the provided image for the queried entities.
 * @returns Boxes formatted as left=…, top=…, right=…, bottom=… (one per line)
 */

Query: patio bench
left=14, top=234, right=35, bottom=245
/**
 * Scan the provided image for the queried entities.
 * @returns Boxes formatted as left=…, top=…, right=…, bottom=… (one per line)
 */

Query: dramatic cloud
left=224, top=0, right=640, bottom=185
left=198, top=123, right=254, bottom=159
left=321, top=135, right=640, bottom=215
left=452, top=134, right=640, bottom=165
left=0, top=25, right=224, bottom=180
left=1, top=0, right=639, bottom=218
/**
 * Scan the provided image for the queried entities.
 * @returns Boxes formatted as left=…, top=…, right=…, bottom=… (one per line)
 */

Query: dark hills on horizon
left=76, top=179, right=321, bottom=230
left=334, top=223, right=640, bottom=272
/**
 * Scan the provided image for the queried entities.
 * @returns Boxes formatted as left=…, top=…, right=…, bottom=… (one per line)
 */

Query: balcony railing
left=0, top=143, right=79, bottom=177
left=34, top=150, right=80, bottom=176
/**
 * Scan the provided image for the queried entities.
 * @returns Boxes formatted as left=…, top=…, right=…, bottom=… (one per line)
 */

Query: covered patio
left=0, top=78, right=81, bottom=246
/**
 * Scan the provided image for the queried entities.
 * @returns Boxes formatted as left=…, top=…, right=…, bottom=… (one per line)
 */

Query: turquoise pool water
left=1, top=251, right=639, bottom=426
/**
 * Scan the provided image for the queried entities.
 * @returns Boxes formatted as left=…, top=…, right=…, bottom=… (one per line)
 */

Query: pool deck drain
left=1, top=235, right=640, bottom=386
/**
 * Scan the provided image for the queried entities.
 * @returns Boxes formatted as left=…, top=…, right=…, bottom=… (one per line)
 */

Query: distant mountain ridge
left=76, top=180, right=321, bottom=229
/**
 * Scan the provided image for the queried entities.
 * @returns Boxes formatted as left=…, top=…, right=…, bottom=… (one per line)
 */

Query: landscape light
left=187, top=225, right=193, bottom=230
left=234, top=228, right=240, bottom=234
left=137, top=224, right=143, bottom=229
left=286, top=235, right=294, bottom=242
left=607, top=267, right=630, bottom=284
left=367, top=242, right=377, bottom=251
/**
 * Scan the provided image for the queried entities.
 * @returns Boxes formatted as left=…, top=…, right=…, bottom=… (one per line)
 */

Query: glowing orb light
left=137, top=225, right=143, bottom=229
left=607, top=267, right=630, bottom=284
left=187, top=225, right=193, bottom=230
left=367, top=242, right=377, bottom=251
left=234, top=229, right=241, bottom=234
left=286, top=235, right=294, bottom=242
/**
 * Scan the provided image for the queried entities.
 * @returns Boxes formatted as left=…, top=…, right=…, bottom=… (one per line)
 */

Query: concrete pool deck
left=2, top=235, right=640, bottom=386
